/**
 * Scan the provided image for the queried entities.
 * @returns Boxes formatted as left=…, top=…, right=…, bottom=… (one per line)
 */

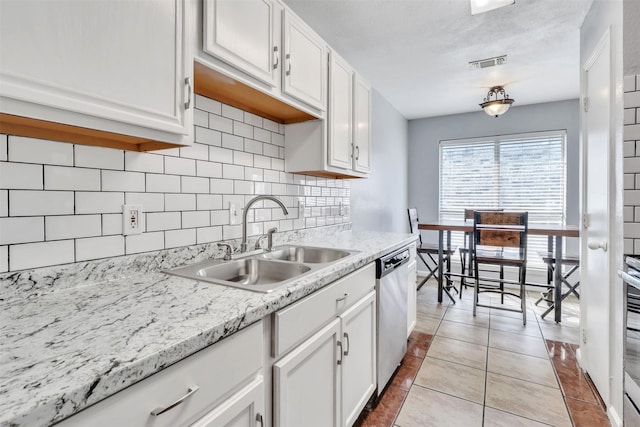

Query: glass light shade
left=482, top=101, right=512, bottom=117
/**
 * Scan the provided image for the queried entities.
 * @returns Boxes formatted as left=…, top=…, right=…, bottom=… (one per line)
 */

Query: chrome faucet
left=241, top=196, right=288, bottom=252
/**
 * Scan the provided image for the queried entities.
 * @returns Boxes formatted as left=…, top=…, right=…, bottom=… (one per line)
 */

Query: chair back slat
left=474, top=211, right=528, bottom=254
left=476, top=211, right=523, bottom=225
left=465, top=208, right=503, bottom=221
left=478, top=229, right=522, bottom=248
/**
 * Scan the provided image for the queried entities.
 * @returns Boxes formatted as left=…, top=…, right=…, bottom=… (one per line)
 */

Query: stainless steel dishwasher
left=375, top=246, right=410, bottom=397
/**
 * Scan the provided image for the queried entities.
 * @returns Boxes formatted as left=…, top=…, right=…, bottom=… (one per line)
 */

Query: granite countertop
left=0, top=230, right=416, bottom=427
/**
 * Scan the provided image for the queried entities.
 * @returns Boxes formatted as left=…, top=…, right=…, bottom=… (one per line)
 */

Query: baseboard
left=608, top=405, right=623, bottom=427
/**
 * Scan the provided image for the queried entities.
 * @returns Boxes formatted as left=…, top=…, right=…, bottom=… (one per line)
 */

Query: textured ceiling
left=282, top=0, right=594, bottom=119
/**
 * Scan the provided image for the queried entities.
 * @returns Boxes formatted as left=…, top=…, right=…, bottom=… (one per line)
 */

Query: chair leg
left=521, top=267, right=527, bottom=325
left=500, top=266, right=504, bottom=304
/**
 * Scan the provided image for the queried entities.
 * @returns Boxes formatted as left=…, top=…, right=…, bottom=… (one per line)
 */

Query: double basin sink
left=165, top=245, right=357, bottom=293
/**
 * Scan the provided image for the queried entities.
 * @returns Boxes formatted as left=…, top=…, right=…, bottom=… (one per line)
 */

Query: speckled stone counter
left=0, top=229, right=416, bottom=427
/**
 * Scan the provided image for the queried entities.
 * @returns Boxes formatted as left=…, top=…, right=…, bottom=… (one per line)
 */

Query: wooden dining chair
left=407, top=208, right=456, bottom=299
left=472, top=211, right=529, bottom=324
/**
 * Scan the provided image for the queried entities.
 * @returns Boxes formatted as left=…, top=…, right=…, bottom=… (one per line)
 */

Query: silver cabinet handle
left=184, top=77, right=192, bottom=110
left=343, top=332, right=350, bottom=356
left=337, top=340, right=343, bottom=365
left=587, top=240, right=608, bottom=252
left=273, top=46, right=279, bottom=70
left=286, top=53, right=291, bottom=76
left=336, top=292, right=348, bottom=302
left=355, top=145, right=360, bottom=161
left=150, top=385, right=199, bottom=416
left=256, top=413, right=264, bottom=427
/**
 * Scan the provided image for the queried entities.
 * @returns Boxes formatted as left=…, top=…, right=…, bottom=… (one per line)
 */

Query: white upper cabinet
left=328, top=52, right=354, bottom=170
left=203, top=0, right=278, bottom=88
left=0, top=0, right=193, bottom=148
left=353, top=74, right=372, bottom=173
left=282, top=10, right=327, bottom=112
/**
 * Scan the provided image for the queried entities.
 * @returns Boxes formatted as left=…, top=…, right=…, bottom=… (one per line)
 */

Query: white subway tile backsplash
left=245, top=167, right=264, bottom=182
left=125, top=152, right=164, bottom=173
left=182, top=176, right=209, bottom=193
left=234, top=180, right=254, bottom=194
left=233, top=151, right=254, bottom=166
left=165, top=156, right=196, bottom=176
left=180, top=143, right=209, bottom=161
left=210, top=178, right=234, bottom=194
left=255, top=182, right=272, bottom=195
left=195, top=127, right=222, bottom=146
left=76, top=191, right=124, bottom=214
left=146, top=174, right=181, bottom=193
left=165, top=193, right=196, bottom=211
left=196, top=160, right=222, bottom=178
left=211, top=210, right=230, bottom=226
left=222, top=224, right=242, bottom=240
left=222, top=164, right=245, bottom=180
left=0, top=134, right=7, bottom=161
left=0, top=217, right=44, bottom=244
left=197, top=194, right=222, bottom=210
left=125, top=232, right=164, bottom=255
left=625, top=75, right=637, bottom=92
left=8, top=136, right=73, bottom=165
left=244, top=139, right=263, bottom=155
left=102, top=170, right=145, bottom=192
left=45, top=166, right=100, bottom=191
left=244, top=112, right=263, bottom=127
left=195, top=95, right=222, bottom=114
left=10, top=240, right=74, bottom=270
left=0, top=162, right=43, bottom=189
left=125, top=192, right=165, bottom=212
left=76, top=235, right=124, bottom=261
left=102, top=213, right=123, bottom=235
left=626, top=141, right=637, bottom=157
left=222, top=104, right=244, bottom=121
left=234, top=121, right=253, bottom=138
left=165, top=228, right=196, bottom=249
left=263, top=119, right=279, bottom=133
left=264, top=170, right=280, bottom=183
left=272, top=133, right=285, bottom=147
left=626, top=91, right=640, bottom=109
left=209, top=146, right=233, bottom=163
left=10, top=190, right=73, bottom=216
left=146, top=212, right=181, bottom=231
left=626, top=109, right=637, bottom=126
left=46, top=215, right=101, bottom=240
left=626, top=238, right=634, bottom=254
left=182, top=211, right=210, bottom=228
left=272, top=158, right=284, bottom=171
left=254, top=128, right=271, bottom=143
left=254, top=155, right=271, bottom=169
left=0, top=190, right=7, bottom=216
left=222, top=134, right=243, bottom=151
left=209, top=115, right=233, bottom=133
left=75, top=145, right=124, bottom=170
left=197, top=226, right=222, bottom=244
left=194, top=109, right=209, bottom=127
left=0, top=246, right=7, bottom=272
left=625, top=124, right=640, bottom=142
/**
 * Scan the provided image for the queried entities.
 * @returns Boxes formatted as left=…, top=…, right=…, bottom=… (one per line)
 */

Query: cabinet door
left=353, top=74, right=372, bottom=173
left=407, top=260, right=417, bottom=337
left=328, top=52, right=354, bottom=170
left=273, top=318, right=341, bottom=427
left=0, top=0, right=191, bottom=137
left=191, top=376, right=265, bottom=427
left=203, top=0, right=278, bottom=88
left=340, top=291, right=376, bottom=427
left=282, top=10, right=327, bottom=111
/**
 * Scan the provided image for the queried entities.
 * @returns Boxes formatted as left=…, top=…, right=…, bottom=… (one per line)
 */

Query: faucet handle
left=255, top=234, right=268, bottom=250
left=217, top=242, right=234, bottom=261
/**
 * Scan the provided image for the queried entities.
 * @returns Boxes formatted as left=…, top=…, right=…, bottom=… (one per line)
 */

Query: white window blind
left=439, top=131, right=567, bottom=267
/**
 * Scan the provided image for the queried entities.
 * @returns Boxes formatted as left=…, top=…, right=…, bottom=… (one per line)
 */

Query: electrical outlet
left=123, top=204, right=143, bottom=235
left=229, top=203, right=238, bottom=225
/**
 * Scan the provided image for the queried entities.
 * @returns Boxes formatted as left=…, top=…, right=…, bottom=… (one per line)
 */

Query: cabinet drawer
left=272, top=263, right=375, bottom=358
left=56, top=321, right=263, bottom=427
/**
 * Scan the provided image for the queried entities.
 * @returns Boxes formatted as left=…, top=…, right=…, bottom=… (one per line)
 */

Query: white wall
left=407, top=99, right=580, bottom=244
left=580, top=0, right=624, bottom=423
left=624, top=0, right=640, bottom=75
left=351, top=89, right=409, bottom=233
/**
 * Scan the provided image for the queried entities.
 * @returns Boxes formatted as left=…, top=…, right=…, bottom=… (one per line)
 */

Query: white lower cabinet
left=407, top=259, right=417, bottom=337
left=272, top=264, right=376, bottom=427
left=55, top=321, right=264, bottom=427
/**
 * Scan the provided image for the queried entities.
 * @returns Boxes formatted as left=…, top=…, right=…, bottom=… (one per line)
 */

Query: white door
left=340, top=292, right=376, bottom=427
left=328, top=52, right=353, bottom=170
left=353, top=74, right=372, bottom=174
left=203, top=0, right=278, bottom=87
left=282, top=10, right=327, bottom=111
left=191, top=377, right=265, bottom=427
left=581, top=30, right=612, bottom=406
left=273, top=319, right=340, bottom=427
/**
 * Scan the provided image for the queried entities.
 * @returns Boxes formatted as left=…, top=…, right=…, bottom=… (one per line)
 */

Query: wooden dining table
left=419, top=219, right=580, bottom=323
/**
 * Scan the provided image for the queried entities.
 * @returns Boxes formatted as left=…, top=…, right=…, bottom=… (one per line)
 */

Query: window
left=439, top=130, right=567, bottom=267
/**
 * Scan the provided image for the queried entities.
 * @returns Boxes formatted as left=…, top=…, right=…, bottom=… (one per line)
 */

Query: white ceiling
left=282, top=0, right=594, bottom=119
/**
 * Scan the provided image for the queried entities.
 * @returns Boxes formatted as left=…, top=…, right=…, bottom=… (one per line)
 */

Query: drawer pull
left=343, top=332, right=350, bottom=356
left=150, top=385, right=199, bottom=416
left=337, top=340, right=343, bottom=365
left=336, top=292, right=349, bottom=302
left=257, top=413, right=264, bottom=427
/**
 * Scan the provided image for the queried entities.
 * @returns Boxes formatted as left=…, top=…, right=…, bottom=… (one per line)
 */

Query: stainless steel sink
left=165, top=245, right=358, bottom=293
left=258, top=245, right=352, bottom=263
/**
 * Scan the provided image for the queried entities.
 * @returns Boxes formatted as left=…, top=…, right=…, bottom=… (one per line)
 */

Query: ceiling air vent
left=469, top=55, right=507, bottom=70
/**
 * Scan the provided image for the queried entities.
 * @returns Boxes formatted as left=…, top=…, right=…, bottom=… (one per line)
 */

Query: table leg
left=438, top=230, right=444, bottom=303
left=554, top=235, right=563, bottom=323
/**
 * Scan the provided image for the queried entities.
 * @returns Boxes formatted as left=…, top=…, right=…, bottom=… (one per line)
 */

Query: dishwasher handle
left=377, top=247, right=410, bottom=278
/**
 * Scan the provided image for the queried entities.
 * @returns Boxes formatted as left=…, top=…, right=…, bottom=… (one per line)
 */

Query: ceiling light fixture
left=480, top=86, right=514, bottom=118
left=470, top=0, right=515, bottom=15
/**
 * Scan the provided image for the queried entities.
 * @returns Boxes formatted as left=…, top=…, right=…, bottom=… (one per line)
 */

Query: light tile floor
left=356, top=279, right=609, bottom=427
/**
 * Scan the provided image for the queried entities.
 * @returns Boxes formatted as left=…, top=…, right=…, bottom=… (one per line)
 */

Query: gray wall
left=624, top=0, right=640, bottom=75
left=407, top=99, right=580, bottom=243
left=351, top=89, right=409, bottom=233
